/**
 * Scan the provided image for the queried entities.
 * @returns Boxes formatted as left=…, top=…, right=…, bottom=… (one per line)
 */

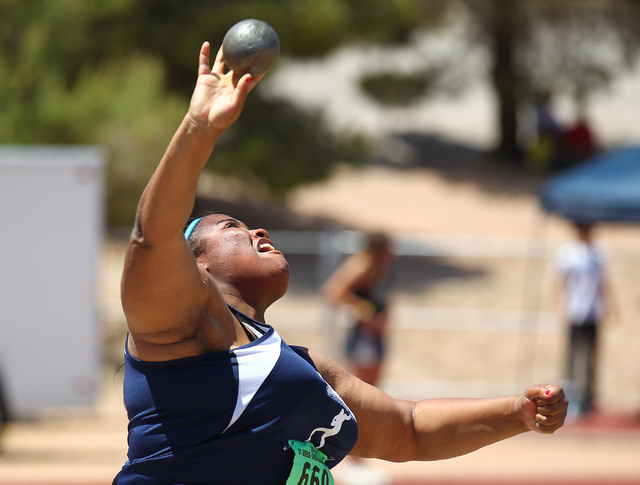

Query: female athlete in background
left=323, top=232, right=394, bottom=387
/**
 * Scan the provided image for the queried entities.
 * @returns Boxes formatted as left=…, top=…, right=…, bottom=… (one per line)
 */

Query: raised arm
left=121, top=43, right=261, bottom=347
left=309, top=350, right=567, bottom=462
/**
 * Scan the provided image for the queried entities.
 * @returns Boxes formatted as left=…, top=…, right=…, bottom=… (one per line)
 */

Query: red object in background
left=560, top=120, right=598, bottom=162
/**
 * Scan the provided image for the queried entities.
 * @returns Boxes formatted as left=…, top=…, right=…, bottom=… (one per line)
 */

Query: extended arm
left=310, top=350, right=567, bottom=462
left=121, top=43, right=260, bottom=343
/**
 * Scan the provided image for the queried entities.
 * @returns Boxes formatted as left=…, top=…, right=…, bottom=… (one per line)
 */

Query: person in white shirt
left=554, top=222, right=612, bottom=415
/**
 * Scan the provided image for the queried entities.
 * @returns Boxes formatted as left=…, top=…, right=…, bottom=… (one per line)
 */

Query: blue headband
left=184, top=217, right=203, bottom=240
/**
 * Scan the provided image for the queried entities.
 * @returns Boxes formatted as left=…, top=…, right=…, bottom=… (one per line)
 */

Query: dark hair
left=573, top=221, right=594, bottom=234
left=365, top=232, right=390, bottom=254
left=187, top=221, right=208, bottom=258
left=184, top=211, right=221, bottom=258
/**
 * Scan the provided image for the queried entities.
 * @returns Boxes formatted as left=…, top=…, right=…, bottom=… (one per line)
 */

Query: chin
left=272, top=254, right=290, bottom=276
left=276, top=265, right=291, bottom=295
left=270, top=262, right=290, bottom=298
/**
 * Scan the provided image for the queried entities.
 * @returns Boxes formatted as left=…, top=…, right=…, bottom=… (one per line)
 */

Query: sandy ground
left=2, top=160, right=640, bottom=484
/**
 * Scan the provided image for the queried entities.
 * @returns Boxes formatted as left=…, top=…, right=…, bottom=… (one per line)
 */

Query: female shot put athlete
left=113, top=41, right=568, bottom=485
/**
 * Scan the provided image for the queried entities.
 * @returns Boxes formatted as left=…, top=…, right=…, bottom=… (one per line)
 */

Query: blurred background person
left=526, top=91, right=563, bottom=173
left=322, top=232, right=395, bottom=388
left=554, top=222, right=614, bottom=417
left=556, top=111, right=599, bottom=169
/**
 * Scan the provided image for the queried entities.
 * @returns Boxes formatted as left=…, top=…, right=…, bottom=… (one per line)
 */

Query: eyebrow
left=215, top=218, right=247, bottom=228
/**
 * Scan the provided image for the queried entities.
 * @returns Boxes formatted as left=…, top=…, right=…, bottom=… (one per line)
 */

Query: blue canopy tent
left=541, top=146, right=640, bottom=223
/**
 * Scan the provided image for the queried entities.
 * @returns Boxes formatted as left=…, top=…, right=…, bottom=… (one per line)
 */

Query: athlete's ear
left=196, top=257, right=215, bottom=278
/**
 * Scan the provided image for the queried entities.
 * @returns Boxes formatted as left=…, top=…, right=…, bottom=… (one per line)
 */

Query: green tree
left=0, top=1, right=186, bottom=225
left=0, top=0, right=446, bottom=225
left=463, top=0, right=640, bottom=158
left=1, top=0, right=405, bottom=224
left=354, top=0, right=640, bottom=160
left=3, top=0, right=640, bottom=227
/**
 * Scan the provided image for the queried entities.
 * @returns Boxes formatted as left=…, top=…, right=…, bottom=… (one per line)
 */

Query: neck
left=224, top=295, right=267, bottom=323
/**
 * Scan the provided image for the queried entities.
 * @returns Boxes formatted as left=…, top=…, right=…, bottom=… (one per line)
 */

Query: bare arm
left=322, top=255, right=377, bottom=321
left=121, top=43, right=261, bottom=347
left=309, top=350, right=567, bottom=462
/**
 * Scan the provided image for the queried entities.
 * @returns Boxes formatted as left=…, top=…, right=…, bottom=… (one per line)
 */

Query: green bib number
left=285, top=440, right=334, bottom=485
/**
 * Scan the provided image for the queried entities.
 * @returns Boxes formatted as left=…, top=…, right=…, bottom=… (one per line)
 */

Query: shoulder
left=289, top=345, right=315, bottom=367
left=554, top=241, right=585, bottom=268
left=553, top=243, right=573, bottom=273
left=338, top=253, right=370, bottom=277
left=304, top=349, right=377, bottom=406
left=305, top=348, right=339, bottom=374
left=591, top=243, right=609, bottom=262
left=305, top=349, right=414, bottom=460
left=554, top=241, right=576, bottom=259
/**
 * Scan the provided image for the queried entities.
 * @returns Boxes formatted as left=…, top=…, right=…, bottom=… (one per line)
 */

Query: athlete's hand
left=516, top=384, right=568, bottom=434
left=187, top=42, right=264, bottom=135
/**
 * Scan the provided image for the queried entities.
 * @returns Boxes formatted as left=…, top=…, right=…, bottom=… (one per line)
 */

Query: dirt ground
left=2, top=157, right=640, bottom=484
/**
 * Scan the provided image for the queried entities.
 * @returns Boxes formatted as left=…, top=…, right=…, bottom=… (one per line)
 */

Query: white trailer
left=0, top=146, right=105, bottom=419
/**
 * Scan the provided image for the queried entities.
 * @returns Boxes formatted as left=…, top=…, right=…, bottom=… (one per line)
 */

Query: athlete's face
left=197, top=214, right=290, bottom=304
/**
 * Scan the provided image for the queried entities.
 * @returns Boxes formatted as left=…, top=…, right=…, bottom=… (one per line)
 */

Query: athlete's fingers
left=212, top=45, right=225, bottom=76
left=198, top=42, right=212, bottom=76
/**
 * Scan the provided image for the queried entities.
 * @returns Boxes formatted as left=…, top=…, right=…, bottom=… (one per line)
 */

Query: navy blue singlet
left=113, top=308, right=359, bottom=485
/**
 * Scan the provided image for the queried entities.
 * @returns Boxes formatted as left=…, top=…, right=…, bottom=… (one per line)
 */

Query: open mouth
left=258, top=241, right=276, bottom=253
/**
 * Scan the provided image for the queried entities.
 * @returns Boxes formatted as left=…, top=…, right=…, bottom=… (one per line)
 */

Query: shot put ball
left=222, top=19, right=280, bottom=78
